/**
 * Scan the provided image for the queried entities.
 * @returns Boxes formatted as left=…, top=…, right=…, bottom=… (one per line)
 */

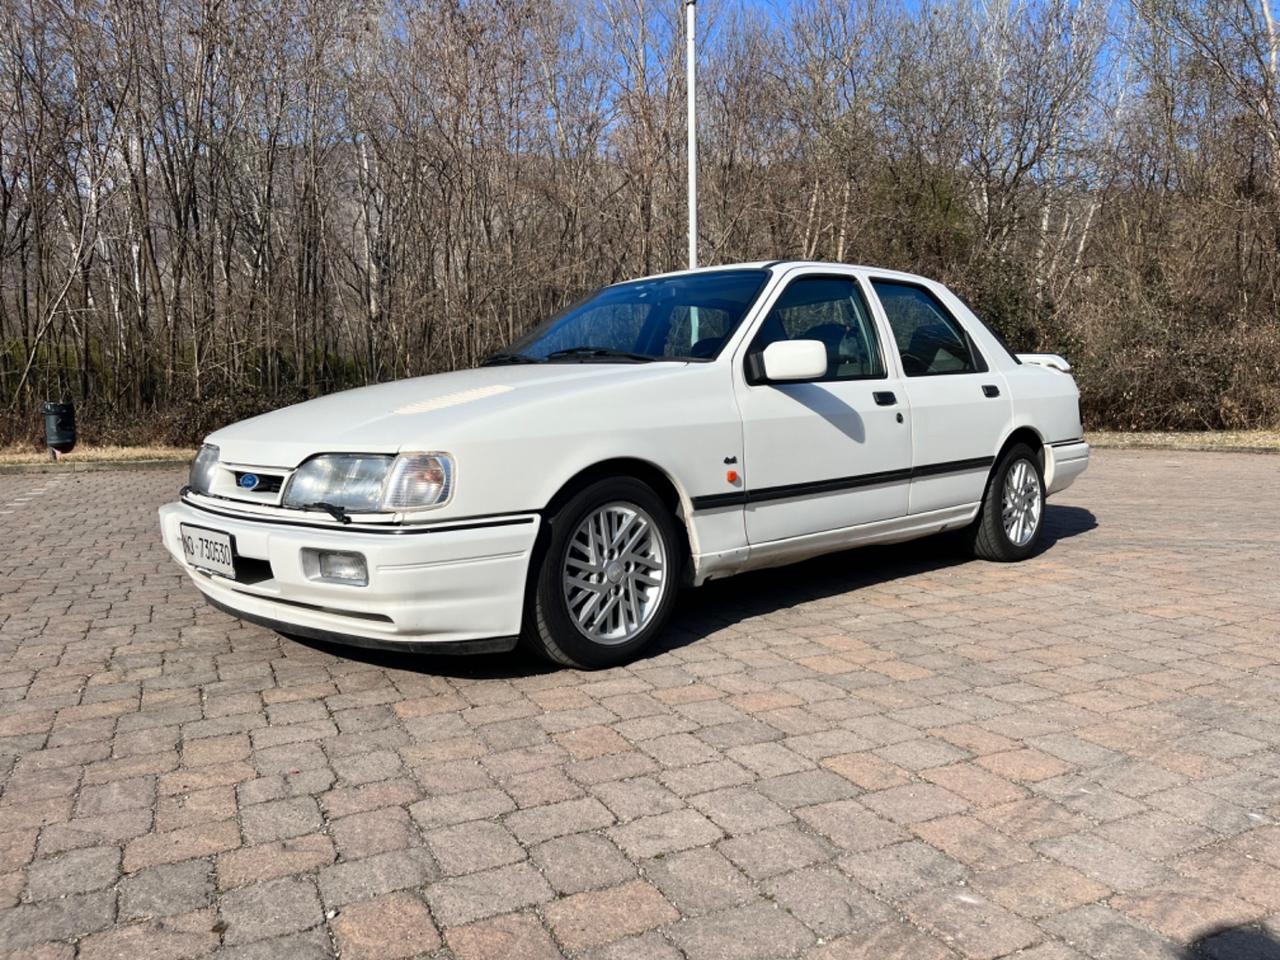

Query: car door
left=734, top=273, right=913, bottom=545
left=867, top=278, right=1012, bottom=514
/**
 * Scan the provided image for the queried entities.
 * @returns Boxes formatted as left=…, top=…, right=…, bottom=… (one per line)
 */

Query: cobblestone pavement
left=2, top=450, right=1279, bottom=960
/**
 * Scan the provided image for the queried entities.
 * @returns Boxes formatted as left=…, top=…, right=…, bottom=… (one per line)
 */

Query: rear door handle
left=873, top=391, right=897, bottom=406
left=982, top=384, right=1000, bottom=398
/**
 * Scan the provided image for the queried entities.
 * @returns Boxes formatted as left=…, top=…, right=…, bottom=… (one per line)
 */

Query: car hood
left=206, top=362, right=686, bottom=467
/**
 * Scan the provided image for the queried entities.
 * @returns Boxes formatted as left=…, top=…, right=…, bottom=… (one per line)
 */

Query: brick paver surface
left=1, top=450, right=1279, bottom=958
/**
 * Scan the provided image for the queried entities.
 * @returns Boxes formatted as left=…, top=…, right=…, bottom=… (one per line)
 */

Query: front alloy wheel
left=525, top=477, right=682, bottom=668
left=562, top=502, right=668, bottom=644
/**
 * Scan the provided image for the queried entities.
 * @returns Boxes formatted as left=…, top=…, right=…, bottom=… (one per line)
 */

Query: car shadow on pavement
left=285, top=503, right=1098, bottom=678
left=1184, top=924, right=1280, bottom=959
left=1040, top=503, right=1098, bottom=547
left=665, top=503, right=1099, bottom=650
left=291, top=634, right=557, bottom=681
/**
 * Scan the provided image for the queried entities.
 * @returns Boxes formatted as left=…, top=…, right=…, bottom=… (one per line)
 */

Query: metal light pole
left=685, top=0, right=698, bottom=270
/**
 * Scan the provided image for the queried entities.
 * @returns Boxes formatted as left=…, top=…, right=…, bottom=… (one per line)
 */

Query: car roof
left=630, top=260, right=932, bottom=285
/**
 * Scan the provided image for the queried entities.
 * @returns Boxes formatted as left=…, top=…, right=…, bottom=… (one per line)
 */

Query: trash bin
left=42, top=401, right=76, bottom=457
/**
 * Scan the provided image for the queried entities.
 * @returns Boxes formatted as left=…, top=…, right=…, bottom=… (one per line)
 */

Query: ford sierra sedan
left=160, top=261, right=1089, bottom=668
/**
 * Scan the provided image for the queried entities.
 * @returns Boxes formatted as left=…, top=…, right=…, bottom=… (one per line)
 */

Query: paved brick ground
left=1, top=450, right=1279, bottom=959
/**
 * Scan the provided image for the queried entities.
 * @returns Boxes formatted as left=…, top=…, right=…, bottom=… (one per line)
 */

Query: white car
left=160, top=261, right=1088, bottom=668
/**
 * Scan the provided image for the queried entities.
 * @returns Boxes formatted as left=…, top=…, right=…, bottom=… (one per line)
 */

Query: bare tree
left=1, top=0, right=1278, bottom=439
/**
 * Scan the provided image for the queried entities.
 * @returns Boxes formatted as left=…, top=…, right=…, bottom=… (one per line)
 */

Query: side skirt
left=693, top=503, right=980, bottom=583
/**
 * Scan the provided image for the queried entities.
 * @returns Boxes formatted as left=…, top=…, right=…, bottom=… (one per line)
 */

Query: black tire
left=967, top=443, right=1045, bottom=562
left=522, top=477, right=683, bottom=669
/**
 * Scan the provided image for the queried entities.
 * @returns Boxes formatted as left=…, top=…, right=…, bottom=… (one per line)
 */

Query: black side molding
left=690, top=456, right=995, bottom=511
left=692, top=490, right=750, bottom=510
left=910, top=456, right=996, bottom=479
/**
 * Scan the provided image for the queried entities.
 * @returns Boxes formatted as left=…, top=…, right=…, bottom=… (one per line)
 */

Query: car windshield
left=495, top=269, right=770, bottom=363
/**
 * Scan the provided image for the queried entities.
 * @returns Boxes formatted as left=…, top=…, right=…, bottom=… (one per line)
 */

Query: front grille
left=233, top=471, right=284, bottom=494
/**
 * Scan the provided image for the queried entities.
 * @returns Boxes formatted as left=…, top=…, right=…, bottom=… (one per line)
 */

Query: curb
left=1089, top=442, right=1280, bottom=456
left=0, top=458, right=190, bottom=475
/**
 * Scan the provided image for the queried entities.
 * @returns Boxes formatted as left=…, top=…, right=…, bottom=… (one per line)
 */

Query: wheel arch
left=996, top=424, right=1045, bottom=467
left=538, top=457, right=697, bottom=583
left=980, top=424, right=1046, bottom=501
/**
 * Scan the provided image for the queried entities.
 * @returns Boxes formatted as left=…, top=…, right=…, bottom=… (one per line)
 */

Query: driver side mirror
left=759, top=340, right=827, bottom=382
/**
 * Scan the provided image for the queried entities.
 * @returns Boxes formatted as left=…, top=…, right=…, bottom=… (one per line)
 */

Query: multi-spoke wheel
left=968, top=443, right=1045, bottom=562
left=561, top=502, right=668, bottom=644
left=525, top=477, right=682, bottom=668
left=1001, top=458, right=1042, bottom=547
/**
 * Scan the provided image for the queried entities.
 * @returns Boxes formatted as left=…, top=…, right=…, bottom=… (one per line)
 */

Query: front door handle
left=873, top=391, right=897, bottom=406
left=982, top=384, right=1000, bottom=398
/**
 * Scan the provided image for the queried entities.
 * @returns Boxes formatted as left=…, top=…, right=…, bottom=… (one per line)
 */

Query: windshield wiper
left=544, top=346, right=654, bottom=363
left=305, top=501, right=352, bottom=524
left=481, top=352, right=542, bottom=366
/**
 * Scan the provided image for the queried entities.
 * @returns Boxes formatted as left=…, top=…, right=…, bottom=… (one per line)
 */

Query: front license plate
left=180, top=524, right=236, bottom=578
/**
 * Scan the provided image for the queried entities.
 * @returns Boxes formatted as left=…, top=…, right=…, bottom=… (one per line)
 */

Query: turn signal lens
left=382, top=453, right=453, bottom=510
left=189, top=444, right=220, bottom=495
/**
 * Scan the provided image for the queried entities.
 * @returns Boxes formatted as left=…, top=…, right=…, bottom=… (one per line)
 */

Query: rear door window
left=871, top=280, right=986, bottom=376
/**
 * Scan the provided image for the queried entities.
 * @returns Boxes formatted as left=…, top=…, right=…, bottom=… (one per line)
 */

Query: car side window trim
left=867, top=277, right=989, bottom=377
left=742, top=273, right=890, bottom=386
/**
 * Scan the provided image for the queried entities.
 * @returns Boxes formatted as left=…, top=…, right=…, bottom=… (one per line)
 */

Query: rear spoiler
left=1017, top=353, right=1072, bottom=373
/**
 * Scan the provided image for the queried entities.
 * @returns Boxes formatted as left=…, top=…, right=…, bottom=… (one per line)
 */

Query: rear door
left=867, top=278, right=1011, bottom=514
left=734, top=272, right=913, bottom=545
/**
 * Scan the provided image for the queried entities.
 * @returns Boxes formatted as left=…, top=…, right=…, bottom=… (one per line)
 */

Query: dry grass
left=2, top=433, right=1277, bottom=466
left=0, top=444, right=194, bottom=465
left=1088, top=430, right=1280, bottom=452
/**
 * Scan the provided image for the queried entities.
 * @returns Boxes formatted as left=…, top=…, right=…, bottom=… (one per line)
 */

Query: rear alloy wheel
left=1001, top=457, right=1043, bottom=547
left=968, top=443, right=1045, bottom=562
left=525, top=477, right=681, bottom=668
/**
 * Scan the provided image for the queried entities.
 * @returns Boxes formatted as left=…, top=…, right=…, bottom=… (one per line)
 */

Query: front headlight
left=189, top=444, right=220, bottom=495
left=282, top=452, right=454, bottom=513
left=283, top=454, right=393, bottom=512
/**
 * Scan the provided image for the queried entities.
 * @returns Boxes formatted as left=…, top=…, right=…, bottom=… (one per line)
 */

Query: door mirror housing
left=760, top=340, right=827, bottom=382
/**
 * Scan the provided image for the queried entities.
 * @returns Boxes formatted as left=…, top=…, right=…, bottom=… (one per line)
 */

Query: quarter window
left=871, top=280, right=984, bottom=376
left=748, top=277, right=885, bottom=381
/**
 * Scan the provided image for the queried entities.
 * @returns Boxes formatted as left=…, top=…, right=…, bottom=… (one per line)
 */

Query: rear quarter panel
left=1002, top=363, right=1085, bottom=445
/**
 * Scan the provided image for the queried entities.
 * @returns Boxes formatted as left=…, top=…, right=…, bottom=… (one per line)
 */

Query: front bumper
left=159, top=499, right=540, bottom=649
